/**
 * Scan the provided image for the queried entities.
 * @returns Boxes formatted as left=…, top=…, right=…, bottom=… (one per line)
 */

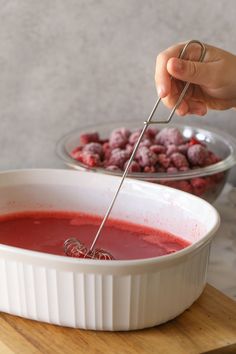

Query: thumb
left=167, top=57, right=211, bottom=86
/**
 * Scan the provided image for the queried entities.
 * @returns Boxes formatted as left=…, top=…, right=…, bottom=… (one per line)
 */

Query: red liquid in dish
left=0, top=211, right=190, bottom=260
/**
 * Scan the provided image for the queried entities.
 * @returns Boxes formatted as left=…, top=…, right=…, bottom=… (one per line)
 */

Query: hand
left=155, top=42, right=236, bottom=116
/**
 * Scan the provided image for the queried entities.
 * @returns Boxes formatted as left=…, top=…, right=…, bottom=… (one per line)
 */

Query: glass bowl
left=56, top=121, right=236, bottom=203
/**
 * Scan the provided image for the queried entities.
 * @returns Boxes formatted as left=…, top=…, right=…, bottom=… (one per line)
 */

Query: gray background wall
left=0, top=0, right=235, bottom=181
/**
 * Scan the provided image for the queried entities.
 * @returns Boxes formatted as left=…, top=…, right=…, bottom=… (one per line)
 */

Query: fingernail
left=172, top=58, right=184, bottom=73
left=157, top=86, right=165, bottom=98
left=195, top=109, right=206, bottom=116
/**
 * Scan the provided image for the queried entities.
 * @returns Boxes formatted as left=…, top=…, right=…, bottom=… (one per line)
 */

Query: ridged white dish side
left=0, top=244, right=210, bottom=331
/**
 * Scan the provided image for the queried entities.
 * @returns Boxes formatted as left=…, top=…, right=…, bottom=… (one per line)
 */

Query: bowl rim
left=0, top=168, right=220, bottom=268
left=56, top=122, right=236, bottom=181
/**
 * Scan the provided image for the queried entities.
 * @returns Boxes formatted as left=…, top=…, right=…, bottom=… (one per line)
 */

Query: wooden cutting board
left=0, top=284, right=235, bottom=354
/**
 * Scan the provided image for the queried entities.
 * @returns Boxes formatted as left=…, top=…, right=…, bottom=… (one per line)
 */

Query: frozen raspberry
left=98, top=138, right=109, bottom=145
left=80, top=132, right=99, bottom=145
left=158, top=154, right=171, bottom=168
left=109, top=133, right=127, bottom=149
left=191, top=177, right=207, bottom=196
left=82, top=153, right=101, bottom=167
left=107, top=148, right=129, bottom=169
left=111, top=127, right=131, bottom=139
left=204, top=151, right=221, bottom=166
left=144, top=166, right=156, bottom=173
left=210, top=172, right=224, bottom=183
left=179, top=166, right=190, bottom=171
left=164, top=181, right=178, bottom=189
left=155, top=127, right=184, bottom=146
left=106, top=165, right=121, bottom=171
left=166, top=144, right=178, bottom=156
left=178, top=144, right=188, bottom=155
left=188, top=137, right=200, bottom=146
left=125, top=144, right=134, bottom=157
left=129, top=130, right=142, bottom=145
left=145, top=127, right=159, bottom=140
left=135, top=146, right=158, bottom=167
left=102, top=142, right=111, bottom=160
left=71, top=146, right=83, bottom=159
left=123, top=160, right=141, bottom=173
left=171, top=152, right=189, bottom=169
left=187, top=144, right=208, bottom=166
left=150, top=144, right=166, bottom=154
left=167, top=166, right=178, bottom=173
left=176, top=180, right=193, bottom=194
left=139, top=139, right=152, bottom=148
left=157, top=166, right=166, bottom=172
left=203, top=176, right=215, bottom=188
left=83, top=142, right=103, bottom=157
left=188, top=137, right=205, bottom=147
left=209, top=152, right=220, bottom=163
left=120, top=127, right=131, bottom=138
left=109, top=128, right=130, bottom=149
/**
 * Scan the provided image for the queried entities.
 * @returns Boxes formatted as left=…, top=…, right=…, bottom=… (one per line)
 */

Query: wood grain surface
left=0, top=285, right=235, bottom=354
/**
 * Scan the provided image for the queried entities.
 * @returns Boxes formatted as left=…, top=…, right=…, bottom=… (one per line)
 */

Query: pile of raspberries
left=71, top=127, right=223, bottom=197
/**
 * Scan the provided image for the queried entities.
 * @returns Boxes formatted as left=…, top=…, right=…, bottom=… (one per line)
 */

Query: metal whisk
left=64, top=39, right=206, bottom=260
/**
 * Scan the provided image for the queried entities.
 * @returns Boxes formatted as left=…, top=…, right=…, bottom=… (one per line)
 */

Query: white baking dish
left=0, top=169, right=220, bottom=331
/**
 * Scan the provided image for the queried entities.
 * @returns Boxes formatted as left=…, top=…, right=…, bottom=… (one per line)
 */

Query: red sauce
left=0, top=211, right=190, bottom=260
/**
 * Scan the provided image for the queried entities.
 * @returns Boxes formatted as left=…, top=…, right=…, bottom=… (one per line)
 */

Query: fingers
left=155, top=41, right=236, bottom=113
left=155, top=41, right=209, bottom=97
left=160, top=78, right=207, bottom=116
left=163, top=95, right=207, bottom=116
left=161, top=80, right=189, bottom=116
left=155, top=53, right=171, bottom=98
left=155, top=44, right=184, bottom=98
left=187, top=101, right=207, bottom=115
left=166, top=58, right=212, bottom=87
left=155, top=41, right=216, bottom=115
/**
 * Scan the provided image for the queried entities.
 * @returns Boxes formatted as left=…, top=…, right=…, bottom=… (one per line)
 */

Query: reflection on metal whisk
left=64, top=40, right=206, bottom=260
left=64, top=237, right=114, bottom=260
